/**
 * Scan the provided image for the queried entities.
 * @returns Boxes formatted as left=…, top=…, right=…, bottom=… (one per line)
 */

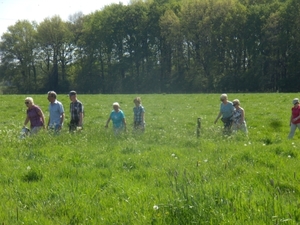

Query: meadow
left=0, top=93, right=299, bottom=225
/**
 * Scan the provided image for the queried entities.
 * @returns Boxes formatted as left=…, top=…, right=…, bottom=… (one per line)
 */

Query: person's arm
left=38, top=110, right=46, bottom=129
left=23, top=116, right=29, bottom=128
left=122, top=118, right=127, bottom=131
left=240, top=108, right=245, bottom=124
left=58, top=103, right=65, bottom=129
left=214, top=112, right=222, bottom=124
left=60, top=113, right=65, bottom=127
left=105, top=117, right=111, bottom=128
left=141, top=111, right=145, bottom=124
left=78, top=103, right=84, bottom=127
left=47, top=117, right=50, bottom=129
left=47, top=105, right=50, bottom=129
left=79, top=112, right=83, bottom=127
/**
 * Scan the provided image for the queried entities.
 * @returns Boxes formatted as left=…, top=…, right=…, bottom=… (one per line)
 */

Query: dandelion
left=153, top=205, right=159, bottom=210
left=171, top=153, right=175, bottom=157
left=204, top=159, right=208, bottom=163
left=288, top=155, right=291, bottom=158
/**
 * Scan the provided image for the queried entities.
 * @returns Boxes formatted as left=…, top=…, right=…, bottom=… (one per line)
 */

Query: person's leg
left=288, top=123, right=297, bottom=139
left=240, top=122, right=248, bottom=135
left=296, top=123, right=300, bottom=134
left=134, top=121, right=145, bottom=133
left=69, top=120, right=77, bottom=132
left=31, top=126, right=42, bottom=135
left=133, top=121, right=138, bottom=130
left=54, top=124, right=62, bottom=134
left=114, top=127, right=120, bottom=135
left=223, top=119, right=232, bottom=135
left=139, top=122, right=145, bottom=132
left=231, top=123, right=237, bottom=133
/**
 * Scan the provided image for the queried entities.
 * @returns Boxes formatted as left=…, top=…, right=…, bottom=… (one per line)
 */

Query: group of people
left=214, top=93, right=248, bottom=135
left=23, top=92, right=145, bottom=136
left=23, top=90, right=84, bottom=135
left=105, top=97, right=146, bottom=135
left=22, top=91, right=300, bottom=139
left=214, top=93, right=300, bottom=139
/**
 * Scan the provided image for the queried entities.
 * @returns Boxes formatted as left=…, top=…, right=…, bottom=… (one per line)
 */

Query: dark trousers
left=134, top=121, right=145, bottom=132
left=221, top=117, right=232, bottom=134
left=69, top=119, right=79, bottom=132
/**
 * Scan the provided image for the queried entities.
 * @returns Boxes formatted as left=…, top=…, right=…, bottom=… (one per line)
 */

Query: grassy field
left=0, top=93, right=299, bottom=224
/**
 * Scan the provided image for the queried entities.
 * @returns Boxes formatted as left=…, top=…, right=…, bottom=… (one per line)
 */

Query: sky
left=0, top=0, right=130, bottom=36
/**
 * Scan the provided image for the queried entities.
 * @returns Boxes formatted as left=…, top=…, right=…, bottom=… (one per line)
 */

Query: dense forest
left=0, top=0, right=299, bottom=94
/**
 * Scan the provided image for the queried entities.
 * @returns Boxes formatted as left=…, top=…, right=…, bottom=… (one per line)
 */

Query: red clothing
left=291, top=106, right=300, bottom=124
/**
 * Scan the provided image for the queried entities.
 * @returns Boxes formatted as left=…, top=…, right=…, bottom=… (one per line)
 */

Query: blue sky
left=0, top=0, right=130, bottom=36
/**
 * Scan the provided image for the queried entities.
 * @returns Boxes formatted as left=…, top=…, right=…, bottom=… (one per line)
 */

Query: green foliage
left=0, top=93, right=299, bottom=224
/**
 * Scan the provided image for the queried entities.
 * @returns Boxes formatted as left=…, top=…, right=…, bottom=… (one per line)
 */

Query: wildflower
left=27, top=166, right=31, bottom=170
left=171, top=154, right=175, bottom=157
left=153, top=205, right=159, bottom=210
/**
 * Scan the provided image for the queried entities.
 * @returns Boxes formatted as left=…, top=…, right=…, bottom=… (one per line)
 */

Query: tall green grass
left=0, top=93, right=299, bottom=224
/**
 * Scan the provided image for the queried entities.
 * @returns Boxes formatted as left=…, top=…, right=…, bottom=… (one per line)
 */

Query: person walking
left=133, top=97, right=145, bottom=132
left=232, top=99, right=248, bottom=135
left=105, top=102, right=126, bottom=135
left=288, top=98, right=300, bottom=139
left=214, top=93, right=234, bottom=134
left=23, top=97, right=45, bottom=135
left=68, top=90, right=84, bottom=132
left=47, top=91, right=65, bottom=132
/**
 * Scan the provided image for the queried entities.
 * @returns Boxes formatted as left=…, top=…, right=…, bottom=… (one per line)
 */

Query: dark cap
left=69, top=90, right=77, bottom=96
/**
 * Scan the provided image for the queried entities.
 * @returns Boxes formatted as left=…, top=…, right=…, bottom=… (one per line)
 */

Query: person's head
left=133, top=97, right=141, bottom=106
left=47, top=91, right=57, bottom=103
left=232, top=99, right=240, bottom=107
left=292, top=98, right=299, bottom=106
left=69, top=90, right=77, bottom=102
left=112, top=102, right=120, bottom=112
left=24, top=97, right=34, bottom=108
left=220, top=94, right=228, bottom=103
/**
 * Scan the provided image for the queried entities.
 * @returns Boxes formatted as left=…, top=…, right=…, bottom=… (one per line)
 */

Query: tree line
left=0, top=0, right=299, bottom=94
